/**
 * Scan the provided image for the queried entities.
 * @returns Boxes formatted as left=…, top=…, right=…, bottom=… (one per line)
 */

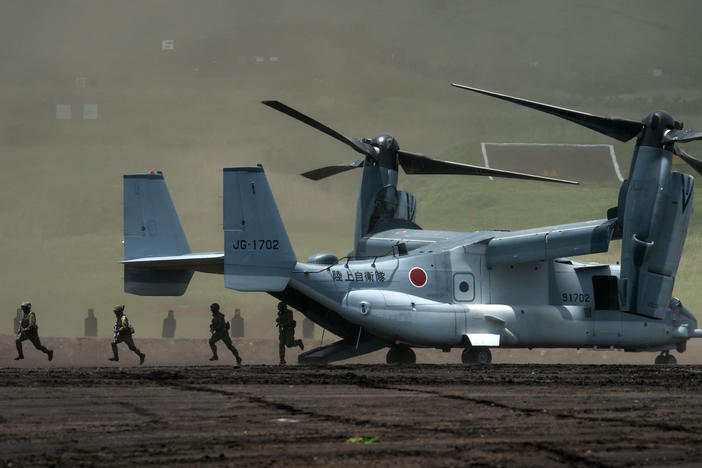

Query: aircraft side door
left=590, top=274, right=623, bottom=345
left=452, top=253, right=484, bottom=336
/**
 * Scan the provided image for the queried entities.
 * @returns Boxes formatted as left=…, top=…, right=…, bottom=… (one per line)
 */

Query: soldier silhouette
left=162, top=310, right=176, bottom=338
left=302, top=317, right=315, bottom=339
left=84, top=308, right=97, bottom=337
left=15, top=301, right=53, bottom=361
left=109, top=305, right=145, bottom=365
left=276, top=302, right=304, bottom=365
left=208, top=303, right=242, bottom=365
left=230, top=308, right=244, bottom=338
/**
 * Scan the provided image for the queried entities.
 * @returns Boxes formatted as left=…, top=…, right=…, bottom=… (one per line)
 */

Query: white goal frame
left=480, top=142, right=623, bottom=182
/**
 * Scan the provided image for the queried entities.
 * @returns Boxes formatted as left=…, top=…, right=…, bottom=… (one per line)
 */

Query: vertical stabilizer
left=223, top=167, right=296, bottom=291
left=123, top=172, right=193, bottom=295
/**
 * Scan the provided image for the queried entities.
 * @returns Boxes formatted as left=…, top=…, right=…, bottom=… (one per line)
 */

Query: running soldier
left=276, top=302, right=304, bottom=365
left=109, top=305, right=145, bottom=364
left=15, top=301, right=53, bottom=361
left=208, top=303, right=242, bottom=366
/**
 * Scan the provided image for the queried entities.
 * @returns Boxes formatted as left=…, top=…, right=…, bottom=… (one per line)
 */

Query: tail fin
left=123, top=172, right=193, bottom=295
left=223, top=166, right=296, bottom=291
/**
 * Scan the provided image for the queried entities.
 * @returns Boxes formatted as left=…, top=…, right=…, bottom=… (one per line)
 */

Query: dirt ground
left=2, top=337, right=702, bottom=466
left=1, top=364, right=702, bottom=467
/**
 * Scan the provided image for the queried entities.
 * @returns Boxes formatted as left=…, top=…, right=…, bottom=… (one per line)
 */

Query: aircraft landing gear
left=462, top=346, right=492, bottom=364
left=386, top=345, right=416, bottom=364
left=654, top=351, right=677, bottom=365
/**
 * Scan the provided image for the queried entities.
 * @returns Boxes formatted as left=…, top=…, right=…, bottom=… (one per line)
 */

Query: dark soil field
left=2, top=337, right=702, bottom=466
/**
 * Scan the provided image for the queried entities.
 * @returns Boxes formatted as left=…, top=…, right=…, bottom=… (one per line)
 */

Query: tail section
left=123, top=172, right=193, bottom=295
left=223, top=166, right=296, bottom=291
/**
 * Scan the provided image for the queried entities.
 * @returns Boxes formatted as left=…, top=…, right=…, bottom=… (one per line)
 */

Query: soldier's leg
left=124, top=335, right=141, bottom=355
left=221, top=334, right=242, bottom=365
left=209, top=335, right=219, bottom=360
left=110, top=338, right=120, bottom=361
left=295, top=339, right=304, bottom=350
left=124, top=336, right=145, bottom=364
left=15, top=334, right=24, bottom=360
left=28, top=333, right=53, bottom=361
left=29, top=333, right=50, bottom=354
left=278, top=333, right=286, bottom=365
left=284, top=328, right=295, bottom=348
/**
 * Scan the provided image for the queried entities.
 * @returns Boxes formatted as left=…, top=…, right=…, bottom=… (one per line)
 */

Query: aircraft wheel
left=386, top=346, right=416, bottom=364
left=462, top=347, right=492, bottom=364
left=654, top=353, right=677, bottom=365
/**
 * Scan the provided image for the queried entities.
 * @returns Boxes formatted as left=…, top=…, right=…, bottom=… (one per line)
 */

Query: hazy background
left=1, top=0, right=701, bottom=340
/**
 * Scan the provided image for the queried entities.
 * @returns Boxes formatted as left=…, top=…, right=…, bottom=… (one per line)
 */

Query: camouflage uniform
left=276, top=302, right=304, bottom=365
left=109, top=305, right=145, bottom=365
left=208, top=303, right=242, bottom=365
left=15, top=302, right=53, bottom=361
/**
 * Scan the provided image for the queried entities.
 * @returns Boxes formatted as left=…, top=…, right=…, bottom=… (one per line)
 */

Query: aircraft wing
left=121, top=252, right=224, bottom=274
left=486, top=218, right=617, bottom=267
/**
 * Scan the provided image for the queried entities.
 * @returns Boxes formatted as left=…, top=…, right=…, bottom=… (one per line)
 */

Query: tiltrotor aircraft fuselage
left=121, top=85, right=702, bottom=365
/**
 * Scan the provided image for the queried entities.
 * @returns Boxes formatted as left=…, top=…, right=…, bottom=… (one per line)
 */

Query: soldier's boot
left=109, top=343, right=119, bottom=362
left=47, top=349, right=53, bottom=361
left=236, top=355, right=242, bottom=366
left=139, top=353, right=145, bottom=365
left=297, top=340, right=304, bottom=350
left=15, top=340, right=24, bottom=360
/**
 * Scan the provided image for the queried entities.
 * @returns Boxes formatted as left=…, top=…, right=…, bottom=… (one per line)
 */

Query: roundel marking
left=409, top=267, right=427, bottom=287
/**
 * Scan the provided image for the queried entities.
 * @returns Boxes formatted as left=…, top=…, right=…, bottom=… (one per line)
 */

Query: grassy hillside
left=1, top=0, right=701, bottom=338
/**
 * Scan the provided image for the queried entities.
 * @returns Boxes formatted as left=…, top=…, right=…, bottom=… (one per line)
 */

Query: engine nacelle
left=619, top=152, right=694, bottom=318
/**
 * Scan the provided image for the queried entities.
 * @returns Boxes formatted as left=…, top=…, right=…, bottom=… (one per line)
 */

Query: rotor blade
left=301, top=158, right=365, bottom=181
left=451, top=83, right=644, bottom=143
left=397, top=151, right=578, bottom=185
left=261, top=100, right=375, bottom=157
left=663, top=129, right=702, bottom=144
left=673, top=145, right=702, bottom=176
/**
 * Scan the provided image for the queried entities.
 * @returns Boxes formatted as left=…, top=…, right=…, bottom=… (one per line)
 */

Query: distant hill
left=2, top=0, right=701, bottom=336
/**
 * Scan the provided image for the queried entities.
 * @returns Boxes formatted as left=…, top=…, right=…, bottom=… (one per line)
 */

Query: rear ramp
left=298, top=336, right=388, bottom=364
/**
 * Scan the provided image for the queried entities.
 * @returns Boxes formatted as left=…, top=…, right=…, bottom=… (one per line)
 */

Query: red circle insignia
left=409, top=267, right=427, bottom=287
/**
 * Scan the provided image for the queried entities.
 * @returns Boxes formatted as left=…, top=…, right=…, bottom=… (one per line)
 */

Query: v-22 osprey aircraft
left=121, top=84, right=702, bottom=365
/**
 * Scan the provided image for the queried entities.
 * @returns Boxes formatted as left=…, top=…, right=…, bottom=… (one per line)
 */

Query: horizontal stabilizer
left=125, top=267, right=193, bottom=296
left=122, top=252, right=224, bottom=274
left=223, top=167, right=296, bottom=291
